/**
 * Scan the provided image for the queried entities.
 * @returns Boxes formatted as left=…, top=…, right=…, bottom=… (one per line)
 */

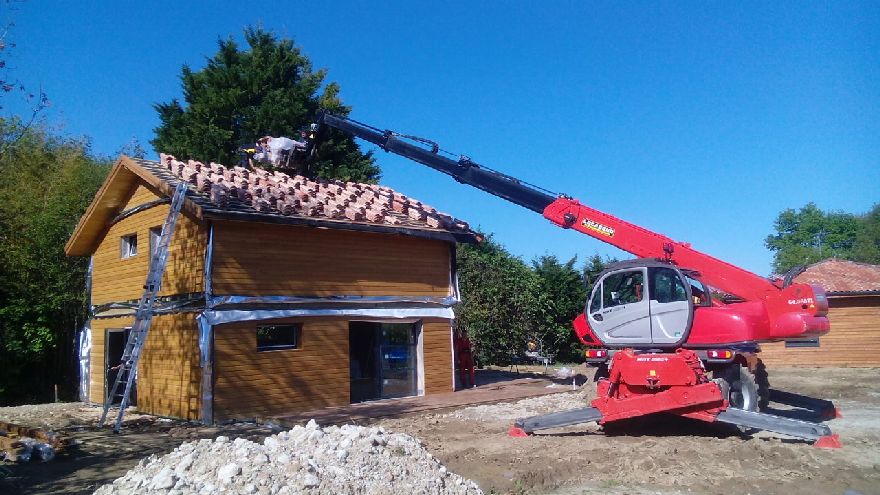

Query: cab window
left=685, top=275, right=711, bottom=306
left=589, top=283, right=602, bottom=313
left=650, top=267, right=688, bottom=303
left=602, top=270, right=644, bottom=307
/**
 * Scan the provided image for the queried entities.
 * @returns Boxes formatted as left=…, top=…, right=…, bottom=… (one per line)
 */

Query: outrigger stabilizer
left=508, top=349, right=842, bottom=449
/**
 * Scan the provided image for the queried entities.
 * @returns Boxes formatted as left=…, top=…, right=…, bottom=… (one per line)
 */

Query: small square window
left=257, top=324, right=301, bottom=352
left=121, top=234, right=138, bottom=259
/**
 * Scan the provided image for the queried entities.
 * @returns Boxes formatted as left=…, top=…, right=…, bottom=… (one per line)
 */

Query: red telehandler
left=307, top=111, right=841, bottom=447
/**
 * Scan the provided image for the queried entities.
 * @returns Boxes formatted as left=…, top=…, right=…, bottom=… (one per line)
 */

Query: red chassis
left=509, top=349, right=841, bottom=448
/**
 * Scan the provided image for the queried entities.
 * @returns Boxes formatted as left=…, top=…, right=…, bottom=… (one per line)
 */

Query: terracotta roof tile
left=793, top=258, right=880, bottom=293
left=149, top=154, right=475, bottom=240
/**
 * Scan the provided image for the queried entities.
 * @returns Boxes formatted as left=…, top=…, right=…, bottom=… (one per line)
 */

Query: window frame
left=120, top=233, right=138, bottom=259
left=256, top=324, right=302, bottom=352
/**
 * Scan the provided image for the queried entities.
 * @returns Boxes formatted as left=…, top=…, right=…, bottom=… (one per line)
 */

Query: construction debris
left=95, top=420, right=483, bottom=495
left=0, top=420, right=69, bottom=462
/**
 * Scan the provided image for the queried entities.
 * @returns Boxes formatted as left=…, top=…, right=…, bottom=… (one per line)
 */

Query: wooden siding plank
left=91, top=185, right=207, bottom=305
left=211, top=221, right=451, bottom=297
left=88, top=314, right=202, bottom=420
left=759, top=302, right=880, bottom=367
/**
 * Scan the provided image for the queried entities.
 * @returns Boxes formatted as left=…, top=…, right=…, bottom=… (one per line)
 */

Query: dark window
left=256, top=324, right=301, bottom=351
left=785, top=338, right=820, bottom=348
left=121, top=234, right=137, bottom=258
left=650, top=267, right=688, bottom=303
left=602, top=270, right=644, bottom=307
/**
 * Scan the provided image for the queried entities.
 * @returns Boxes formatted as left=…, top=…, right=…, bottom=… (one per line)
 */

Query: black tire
left=753, top=359, right=770, bottom=411
left=714, top=365, right=759, bottom=412
left=593, top=363, right=610, bottom=382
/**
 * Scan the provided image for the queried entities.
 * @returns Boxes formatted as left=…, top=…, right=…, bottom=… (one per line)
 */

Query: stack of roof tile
left=158, top=154, right=471, bottom=233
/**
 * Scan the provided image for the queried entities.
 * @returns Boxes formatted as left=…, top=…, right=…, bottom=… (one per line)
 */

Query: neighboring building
left=760, top=259, right=880, bottom=367
left=65, top=154, right=478, bottom=423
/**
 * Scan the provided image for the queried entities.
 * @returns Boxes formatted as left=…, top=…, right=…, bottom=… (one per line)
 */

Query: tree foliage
left=455, top=235, right=540, bottom=365
left=852, top=203, right=880, bottom=264
left=0, top=118, right=109, bottom=405
left=532, top=255, right=588, bottom=363
left=765, top=202, right=879, bottom=274
left=151, top=26, right=379, bottom=183
left=456, top=232, right=619, bottom=365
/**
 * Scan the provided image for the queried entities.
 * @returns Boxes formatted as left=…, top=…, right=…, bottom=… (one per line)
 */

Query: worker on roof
left=252, top=135, right=307, bottom=169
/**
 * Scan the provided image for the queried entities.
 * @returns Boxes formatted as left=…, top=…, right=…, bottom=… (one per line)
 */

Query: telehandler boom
left=308, top=111, right=840, bottom=447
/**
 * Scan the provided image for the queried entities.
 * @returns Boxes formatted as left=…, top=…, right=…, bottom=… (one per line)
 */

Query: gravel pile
left=94, top=420, right=483, bottom=495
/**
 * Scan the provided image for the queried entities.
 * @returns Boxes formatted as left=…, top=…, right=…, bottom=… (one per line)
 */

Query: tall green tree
left=532, top=255, right=588, bottom=362
left=152, top=26, right=379, bottom=183
left=852, top=203, right=880, bottom=264
left=0, top=118, right=109, bottom=405
left=765, top=203, right=861, bottom=274
left=456, top=234, right=540, bottom=365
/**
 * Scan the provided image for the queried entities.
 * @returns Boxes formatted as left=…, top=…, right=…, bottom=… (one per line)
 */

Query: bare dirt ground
left=2, top=367, right=878, bottom=495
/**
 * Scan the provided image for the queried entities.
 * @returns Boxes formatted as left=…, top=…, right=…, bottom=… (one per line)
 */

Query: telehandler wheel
left=753, top=359, right=770, bottom=411
left=593, top=363, right=610, bottom=382
left=714, top=365, right=759, bottom=412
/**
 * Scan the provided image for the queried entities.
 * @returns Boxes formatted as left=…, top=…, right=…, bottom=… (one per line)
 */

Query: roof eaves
left=827, top=290, right=880, bottom=297
left=202, top=208, right=479, bottom=244
left=65, top=158, right=135, bottom=256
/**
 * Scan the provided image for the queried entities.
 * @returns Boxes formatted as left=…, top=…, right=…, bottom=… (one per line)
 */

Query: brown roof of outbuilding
left=793, top=258, right=880, bottom=294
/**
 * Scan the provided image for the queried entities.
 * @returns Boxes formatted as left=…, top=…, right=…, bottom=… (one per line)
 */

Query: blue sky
left=5, top=1, right=878, bottom=275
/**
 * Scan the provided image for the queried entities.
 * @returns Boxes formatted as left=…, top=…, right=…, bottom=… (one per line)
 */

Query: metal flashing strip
left=110, top=197, right=171, bottom=226
left=78, top=323, right=92, bottom=403
left=91, top=296, right=205, bottom=318
left=202, top=307, right=455, bottom=326
left=208, top=294, right=459, bottom=308
left=197, top=314, right=213, bottom=425
left=204, top=223, right=214, bottom=303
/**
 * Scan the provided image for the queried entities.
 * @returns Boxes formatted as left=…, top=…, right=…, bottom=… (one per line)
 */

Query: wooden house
left=65, top=154, right=478, bottom=423
left=760, top=259, right=880, bottom=367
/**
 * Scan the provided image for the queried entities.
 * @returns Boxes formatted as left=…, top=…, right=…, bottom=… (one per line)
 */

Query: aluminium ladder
left=98, top=182, right=189, bottom=433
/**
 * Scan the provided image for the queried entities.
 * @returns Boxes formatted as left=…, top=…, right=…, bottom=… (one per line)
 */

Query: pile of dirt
left=94, top=420, right=483, bottom=495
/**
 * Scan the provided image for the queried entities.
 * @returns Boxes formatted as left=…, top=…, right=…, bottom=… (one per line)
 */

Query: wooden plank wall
left=91, top=183, right=206, bottom=305
left=88, top=313, right=202, bottom=420
left=212, top=221, right=451, bottom=297
left=760, top=297, right=880, bottom=367
left=213, top=317, right=455, bottom=421
left=423, top=319, right=454, bottom=394
left=213, top=318, right=350, bottom=421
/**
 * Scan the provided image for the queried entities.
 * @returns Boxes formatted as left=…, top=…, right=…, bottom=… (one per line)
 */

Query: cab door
left=587, top=268, right=651, bottom=345
left=648, top=267, right=693, bottom=344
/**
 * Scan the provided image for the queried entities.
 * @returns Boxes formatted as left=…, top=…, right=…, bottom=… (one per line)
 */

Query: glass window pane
left=256, top=324, right=301, bottom=351
left=602, top=270, right=644, bottom=307
left=589, top=284, right=602, bottom=313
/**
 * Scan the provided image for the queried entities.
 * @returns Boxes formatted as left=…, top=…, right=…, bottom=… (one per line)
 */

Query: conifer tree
left=152, top=27, right=379, bottom=183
